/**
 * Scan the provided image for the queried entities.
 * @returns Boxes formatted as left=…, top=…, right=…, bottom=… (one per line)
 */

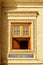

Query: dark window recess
left=20, top=40, right=28, bottom=49
left=12, top=38, right=30, bottom=49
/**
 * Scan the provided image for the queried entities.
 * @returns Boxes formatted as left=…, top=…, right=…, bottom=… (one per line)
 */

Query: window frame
left=11, top=23, right=31, bottom=38
left=11, top=23, right=32, bottom=50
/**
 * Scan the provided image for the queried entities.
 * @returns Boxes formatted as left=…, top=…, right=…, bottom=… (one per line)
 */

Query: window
left=14, top=26, right=20, bottom=35
left=11, top=23, right=31, bottom=50
left=23, top=26, right=29, bottom=36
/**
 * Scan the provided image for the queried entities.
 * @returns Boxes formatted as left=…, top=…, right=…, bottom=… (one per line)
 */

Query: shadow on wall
left=1, top=1, right=18, bottom=65
left=1, top=9, right=8, bottom=65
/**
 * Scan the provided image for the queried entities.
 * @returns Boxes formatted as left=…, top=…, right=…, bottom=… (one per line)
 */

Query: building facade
left=0, top=0, right=43, bottom=65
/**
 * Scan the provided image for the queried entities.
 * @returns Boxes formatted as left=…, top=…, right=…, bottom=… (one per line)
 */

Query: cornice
left=7, top=11, right=38, bottom=21
left=8, top=11, right=38, bottom=14
left=1, top=1, right=43, bottom=8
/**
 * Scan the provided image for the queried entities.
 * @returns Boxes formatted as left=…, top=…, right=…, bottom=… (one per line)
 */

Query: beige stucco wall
left=37, top=9, right=43, bottom=61
left=1, top=6, right=43, bottom=65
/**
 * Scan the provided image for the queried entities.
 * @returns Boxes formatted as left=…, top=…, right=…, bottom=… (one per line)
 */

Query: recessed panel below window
left=8, top=54, right=34, bottom=58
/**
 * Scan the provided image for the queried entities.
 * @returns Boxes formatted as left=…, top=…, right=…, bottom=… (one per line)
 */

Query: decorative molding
left=8, top=11, right=39, bottom=15
left=5, top=63, right=43, bottom=65
left=8, top=11, right=39, bottom=21
left=2, top=0, right=43, bottom=3
left=8, top=59, right=43, bottom=63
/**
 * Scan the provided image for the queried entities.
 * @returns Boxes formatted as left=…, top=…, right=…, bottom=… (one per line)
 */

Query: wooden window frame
left=11, top=23, right=31, bottom=38
left=11, top=22, right=31, bottom=50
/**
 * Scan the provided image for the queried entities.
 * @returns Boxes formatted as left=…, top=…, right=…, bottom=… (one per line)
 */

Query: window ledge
left=8, top=59, right=43, bottom=63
